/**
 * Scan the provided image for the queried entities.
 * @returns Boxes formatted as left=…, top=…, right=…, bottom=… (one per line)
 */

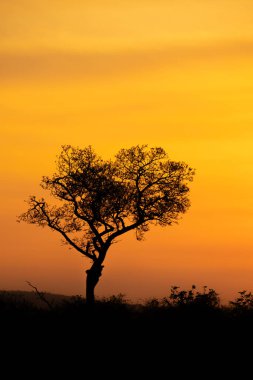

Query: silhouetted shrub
left=144, top=298, right=160, bottom=309
left=163, top=285, right=220, bottom=310
left=101, top=293, right=127, bottom=305
left=230, top=290, right=253, bottom=311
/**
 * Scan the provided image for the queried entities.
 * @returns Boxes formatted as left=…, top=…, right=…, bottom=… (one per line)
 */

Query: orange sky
left=1, top=0, right=253, bottom=302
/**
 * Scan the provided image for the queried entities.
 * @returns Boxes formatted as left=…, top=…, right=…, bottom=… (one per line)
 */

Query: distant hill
left=0, top=289, right=74, bottom=309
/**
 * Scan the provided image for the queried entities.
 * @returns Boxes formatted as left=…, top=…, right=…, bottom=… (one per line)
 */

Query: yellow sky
left=1, top=0, right=253, bottom=301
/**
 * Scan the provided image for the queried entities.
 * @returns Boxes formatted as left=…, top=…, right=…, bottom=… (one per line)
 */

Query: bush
left=230, top=291, right=253, bottom=311
left=163, top=285, right=220, bottom=309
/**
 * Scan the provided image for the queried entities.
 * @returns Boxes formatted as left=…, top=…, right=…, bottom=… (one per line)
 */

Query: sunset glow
left=1, top=0, right=253, bottom=302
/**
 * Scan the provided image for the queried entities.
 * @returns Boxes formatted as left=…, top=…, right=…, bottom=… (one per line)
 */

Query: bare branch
left=26, top=281, right=53, bottom=310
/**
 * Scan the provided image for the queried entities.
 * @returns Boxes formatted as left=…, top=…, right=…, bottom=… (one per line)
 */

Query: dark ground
left=1, top=289, right=253, bottom=374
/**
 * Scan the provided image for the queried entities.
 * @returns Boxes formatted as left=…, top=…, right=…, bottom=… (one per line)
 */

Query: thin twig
left=26, top=281, right=53, bottom=310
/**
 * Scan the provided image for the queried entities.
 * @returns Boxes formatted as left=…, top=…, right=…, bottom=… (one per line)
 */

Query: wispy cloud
left=1, top=41, right=253, bottom=83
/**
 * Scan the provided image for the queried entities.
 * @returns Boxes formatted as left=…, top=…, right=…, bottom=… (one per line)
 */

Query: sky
left=1, top=0, right=253, bottom=302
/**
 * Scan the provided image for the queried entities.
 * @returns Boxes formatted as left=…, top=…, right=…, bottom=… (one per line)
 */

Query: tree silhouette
left=18, top=145, right=194, bottom=304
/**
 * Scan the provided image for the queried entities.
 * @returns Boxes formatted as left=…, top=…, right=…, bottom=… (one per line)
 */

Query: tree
left=18, top=145, right=195, bottom=304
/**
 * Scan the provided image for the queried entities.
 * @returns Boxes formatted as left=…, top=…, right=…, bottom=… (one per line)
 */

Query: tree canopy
left=19, top=145, right=194, bottom=303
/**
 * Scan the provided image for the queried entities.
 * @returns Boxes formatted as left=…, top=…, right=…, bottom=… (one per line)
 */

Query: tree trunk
left=86, top=260, right=104, bottom=305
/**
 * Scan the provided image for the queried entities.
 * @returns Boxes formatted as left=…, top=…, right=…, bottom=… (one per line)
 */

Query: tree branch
left=37, top=201, right=96, bottom=260
left=106, top=220, right=142, bottom=245
left=48, top=178, right=106, bottom=250
left=26, top=281, right=53, bottom=310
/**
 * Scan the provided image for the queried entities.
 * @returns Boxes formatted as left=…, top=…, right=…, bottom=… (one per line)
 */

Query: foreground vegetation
left=3, top=285, right=253, bottom=370
left=2, top=285, right=253, bottom=334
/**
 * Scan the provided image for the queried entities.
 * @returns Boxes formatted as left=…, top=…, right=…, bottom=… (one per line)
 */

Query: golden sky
left=1, top=0, right=253, bottom=301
